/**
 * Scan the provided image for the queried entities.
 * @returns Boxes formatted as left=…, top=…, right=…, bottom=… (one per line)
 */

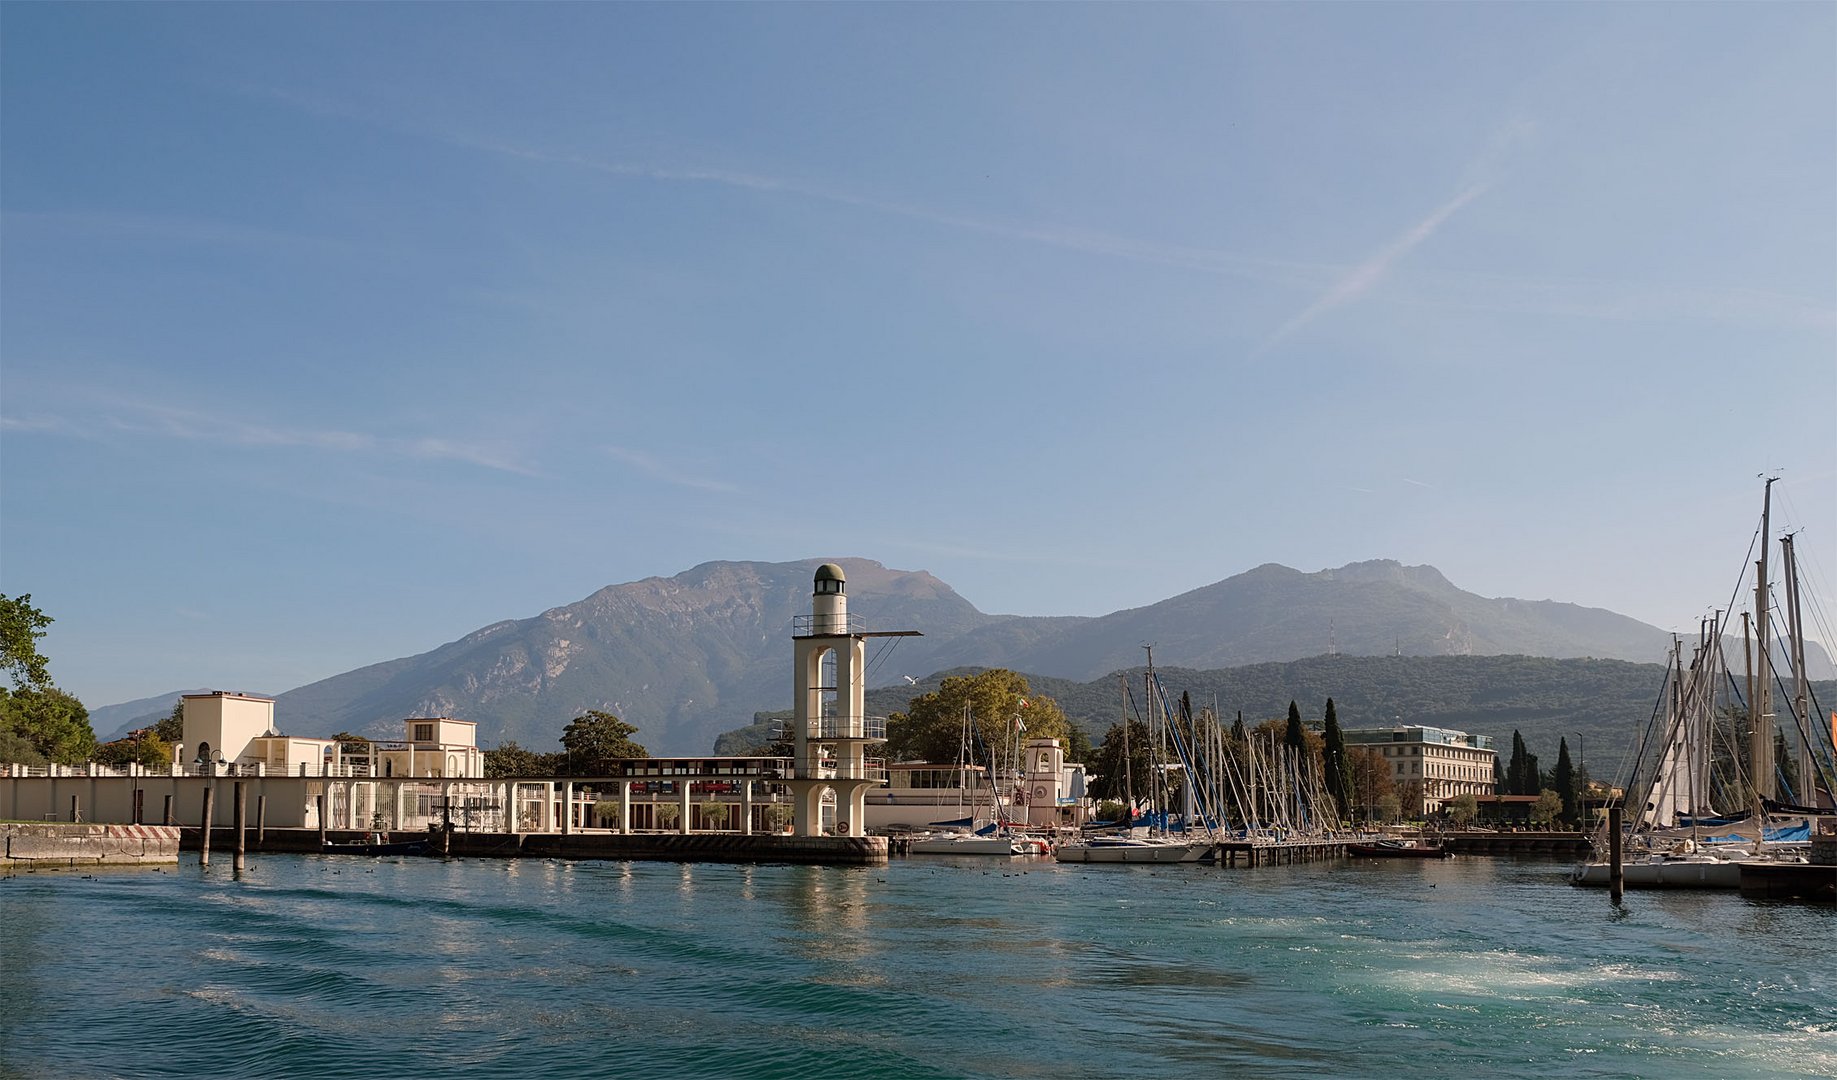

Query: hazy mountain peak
left=130, top=555, right=1774, bottom=755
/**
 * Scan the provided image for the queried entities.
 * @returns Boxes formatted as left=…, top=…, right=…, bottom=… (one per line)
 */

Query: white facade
left=863, top=739, right=1089, bottom=831
left=177, top=691, right=277, bottom=769
left=1344, top=725, right=1497, bottom=815
left=372, top=718, right=485, bottom=779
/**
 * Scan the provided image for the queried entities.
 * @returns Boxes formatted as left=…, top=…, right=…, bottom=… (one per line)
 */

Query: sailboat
left=1572, top=480, right=1834, bottom=888
left=1056, top=659, right=1217, bottom=864
left=909, top=705, right=1043, bottom=856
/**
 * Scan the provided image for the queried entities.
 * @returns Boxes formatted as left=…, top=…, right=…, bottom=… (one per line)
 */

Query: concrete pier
left=2, top=824, right=182, bottom=868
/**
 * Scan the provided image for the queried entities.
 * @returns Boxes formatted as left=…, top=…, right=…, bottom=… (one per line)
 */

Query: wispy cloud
left=15, top=397, right=540, bottom=476
left=235, top=82, right=1835, bottom=333
left=228, top=81, right=1324, bottom=289
left=0, top=414, right=73, bottom=434
left=603, top=445, right=737, bottom=494
left=453, top=134, right=1320, bottom=287
left=1401, top=478, right=1434, bottom=488
left=1261, top=184, right=1488, bottom=349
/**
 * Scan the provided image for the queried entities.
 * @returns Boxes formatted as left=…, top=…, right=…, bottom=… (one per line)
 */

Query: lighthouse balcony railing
left=793, top=612, right=865, bottom=636
left=797, top=759, right=889, bottom=783
left=806, top=715, right=887, bottom=741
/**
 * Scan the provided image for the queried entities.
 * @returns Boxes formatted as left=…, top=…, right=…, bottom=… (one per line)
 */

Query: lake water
left=2, top=852, right=1832, bottom=1079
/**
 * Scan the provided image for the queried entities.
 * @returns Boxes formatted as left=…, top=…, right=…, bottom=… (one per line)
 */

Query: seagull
left=901, top=675, right=918, bottom=686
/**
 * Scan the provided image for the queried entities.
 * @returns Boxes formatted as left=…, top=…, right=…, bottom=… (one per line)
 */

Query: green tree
left=560, top=711, right=647, bottom=775
left=0, top=725, right=47, bottom=768
left=1552, top=737, right=1578, bottom=826
left=1447, top=792, right=1479, bottom=828
left=1322, top=698, right=1349, bottom=822
left=1375, top=792, right=1402, bottom=824
left=329, top=731, right=372, bottom=754
left=484, top=741, right=563, bottom=778
left=885, top=670, right=1070, bottom=765
left=94, top=728, right=171, bottom=770
left=153, top=700, right=185, bottom=742
left=1506, top=730, right=1546, bottom=795
left=0, top=687, right=95, bottom=766
left=0, top=594, right=54, bottom=691
left=1347, top=746, right=1397, bottom=822
left=0, top=594, right=96, bottom=766
left=1530, top=787, right=1563, bottom=826
left=1086, top=718, right=1152, bottom=807
left=1284, top=700, right=1305, bottom=751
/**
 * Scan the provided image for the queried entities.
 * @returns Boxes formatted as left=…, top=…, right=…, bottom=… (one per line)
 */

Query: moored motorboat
left=323, top=831, right=429, bottom=856
left=1349, top=839, right=1451, bottom=859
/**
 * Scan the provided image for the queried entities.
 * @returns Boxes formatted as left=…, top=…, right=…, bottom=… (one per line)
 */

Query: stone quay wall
left=2, top=824, right=182, bottom=867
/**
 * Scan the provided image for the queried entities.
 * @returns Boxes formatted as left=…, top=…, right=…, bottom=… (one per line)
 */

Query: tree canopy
left=484, top=740, right=564, bottom=778
left=1, top=594, right=54, bottom=691
left=885, top=669, right=1071, bottom=765
left=1085, top=718, right=1152, bottom=805
left=1552, top=738, right=1578, bottom=826
left=0, top=595, right=95, bottom=766
left=1322, top=697, right=1349, bottom=822
left=559, top=710, right=647, bottom=774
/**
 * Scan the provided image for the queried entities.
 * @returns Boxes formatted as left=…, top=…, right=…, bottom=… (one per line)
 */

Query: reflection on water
left=0, top=853, right=1831, bottom=1080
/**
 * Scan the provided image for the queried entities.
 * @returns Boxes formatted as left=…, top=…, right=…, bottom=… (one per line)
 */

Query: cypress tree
left=1284, top=700, right=1305, bottom=750
left=1507, top=730, right=1529, bottom=795
left=1553, top=737, right=1577, bottom=825
left=1323, top=698, right=1349, bottom=822
left=1231, top=710, right=1247, bottom=744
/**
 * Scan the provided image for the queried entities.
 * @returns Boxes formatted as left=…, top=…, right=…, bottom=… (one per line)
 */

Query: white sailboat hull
left=907, top=834, right=1024, bottom=856
left=1571, top=857, right=1739, bottom=888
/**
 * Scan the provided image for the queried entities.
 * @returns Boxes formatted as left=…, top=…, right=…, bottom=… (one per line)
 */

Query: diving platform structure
left=785, top=562, right=919, bottom=838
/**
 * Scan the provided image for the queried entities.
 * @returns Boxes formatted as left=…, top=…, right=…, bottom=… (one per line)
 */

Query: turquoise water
left=2, top=853, right=1832, bottom=1079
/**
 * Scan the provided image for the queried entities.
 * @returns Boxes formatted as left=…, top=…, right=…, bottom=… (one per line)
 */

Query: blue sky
left=3, top=3, right=1833, bottom=710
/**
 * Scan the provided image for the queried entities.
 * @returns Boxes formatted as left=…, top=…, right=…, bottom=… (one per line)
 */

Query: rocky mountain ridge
left=100, top=557, right=1807, bottom=755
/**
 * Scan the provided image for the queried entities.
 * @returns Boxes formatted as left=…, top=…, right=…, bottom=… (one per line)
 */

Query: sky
left=2, top=3, right=1833, bottom=711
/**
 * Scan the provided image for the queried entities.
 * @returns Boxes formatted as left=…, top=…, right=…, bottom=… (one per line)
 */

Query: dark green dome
left=814, top=562, right=846, bottom=584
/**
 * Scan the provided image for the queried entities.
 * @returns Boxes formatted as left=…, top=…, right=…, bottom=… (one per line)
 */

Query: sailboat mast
left=1782, top=534, right=1814, bottom=803
left=1119, top=675, right=1134, bottom=827
left=1752, top=478, right=1776, bottom=801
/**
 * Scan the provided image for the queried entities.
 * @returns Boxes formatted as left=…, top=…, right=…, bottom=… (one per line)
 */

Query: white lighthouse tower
left=787, top=563, right=917, bottom=837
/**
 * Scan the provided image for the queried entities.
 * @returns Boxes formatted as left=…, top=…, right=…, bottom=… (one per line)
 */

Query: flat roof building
left=1343, top=725, right=1496, bottom=817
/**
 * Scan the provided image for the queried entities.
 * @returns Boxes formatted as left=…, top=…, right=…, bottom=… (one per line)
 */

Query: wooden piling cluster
left=1213, top=839, right=1354, bottom=867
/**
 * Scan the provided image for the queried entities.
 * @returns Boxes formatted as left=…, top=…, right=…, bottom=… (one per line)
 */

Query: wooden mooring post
left=199, top=785, right=215, bottom=868
left=1608, top=804, right=1624, bottom=904
left=232, top=781, right=247, bottom=873
left=256, top=794, right=267, bottom=848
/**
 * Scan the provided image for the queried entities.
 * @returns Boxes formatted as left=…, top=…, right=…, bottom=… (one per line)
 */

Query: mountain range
left=97, top=557, right=1829, bottom=756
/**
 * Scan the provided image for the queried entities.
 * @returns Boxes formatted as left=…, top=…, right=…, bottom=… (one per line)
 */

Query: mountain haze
left=184, top=556, right=1785, bottom=756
